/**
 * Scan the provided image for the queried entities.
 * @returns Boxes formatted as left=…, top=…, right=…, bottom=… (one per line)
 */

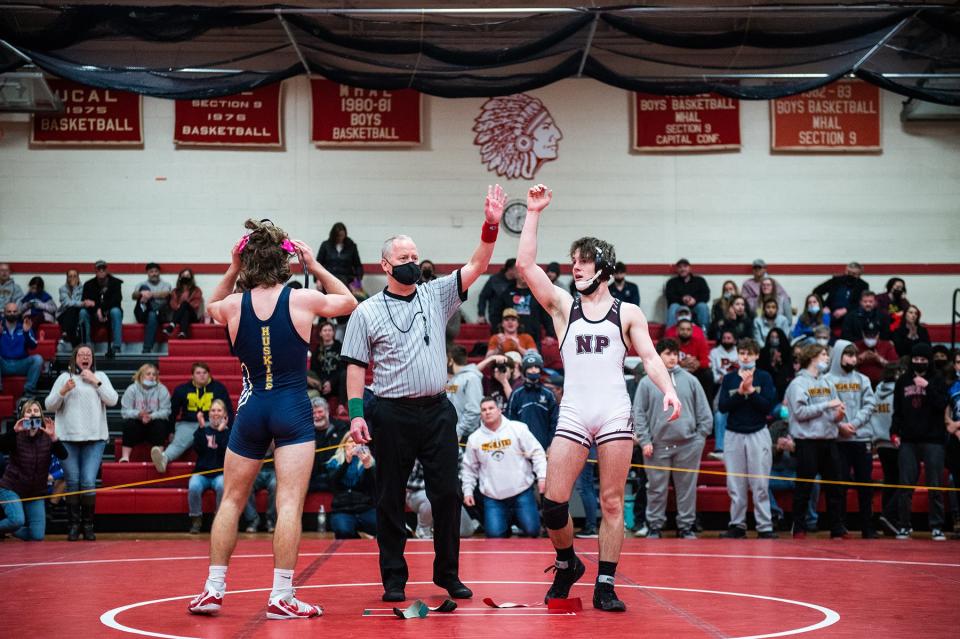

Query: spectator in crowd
left=741, top=259, right=789, bottom=317
left=573, top=446, right=600, bottom=539
left=447, top=345, right=484, bottom=439
left=57, top=269, right=84, bottom=349
left=708, top=295, right=752, bottom=342
left=188, top=398, right=229, bottom=534
left=784, top=343, right=847, bottom=539
left=316, top=222, right=363, bottom=288
left=478, top=259, right=516, bottom=328
left=479, top=352, right=521, bottom=410
left=710, top=280, right=739, bottom=327
left=757, top=277, right=793, bottom=324
left=932, top=345, right=951, bottom=379
left=79, top=260, right=123, bottom=358
left=150, top=362, right=232, bottom=473
left=462, top=397, right=546, bottom=538
left=118, top=363, right=171, bottom=463
left=633, top=339, right=713, bottom=538
left=664, top=258, right=710, bottom=329
left=708, top=330, right=740, bottom=461
left=0, top=263, right=24, bottom=307
left=164, top=268, right=203, bottom=339
left=308, top=397, right=349, bottom=492
left=419, top=260, right=438, bottom=284
left=667, top=316, right=712, bottom=394
left=132, top=262, right=172, bottom=354
left=891, top=305, right=930, bottom=358
left=841, top=290, right=888, bottom=342
left=500, top=271, right=554, bottom=347
left=545, top=261, right=561, bottom=285
left=871, top=362, right=902, bottom=536
left=753, top=299, right=791, bottom=346
left=507, top=351, right=558, bottom=451
left=609, top=262, right=640, bottom=306
left=0, top=400, right=68, bottom=541
left=407, top=459, right=478, bottom=540
left=308, top=321, right=346, bottom=405
left=792, top=293, right=830, bottom=341
left=854, top=320, right=899, bottom=387
left=244, top=446, right=277, bottom=533
left=758, top=328, right=794, bottom=401
left=945, top=350, right=960, bottom=533
left=1, top=302, right=43, bottom=398
left=325, top=433, right=377, bottom=539
left=828, top=341, right=878, bottom=538
left=718, top=338, right=778, bottom=539
left=876, top=278, right=910, bottom=331
left=813, top=262, right=868, bottom=328
left=45, top=345, right=118, bottom=541
left=18, top=277, right=56, bottom=325
left=812, top=324, right=832, bottom=347
left=891, top=343, right=948, bottom=540
left=486, top=308, right=537, bottom=357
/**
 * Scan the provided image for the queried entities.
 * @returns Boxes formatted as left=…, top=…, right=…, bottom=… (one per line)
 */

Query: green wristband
left=348, top=398, right=365, bottom=420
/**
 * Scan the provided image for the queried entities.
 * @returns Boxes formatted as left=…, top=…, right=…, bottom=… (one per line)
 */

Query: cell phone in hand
left=356, top=444, right=369, bottom=457
left=29, top=418, right=43, bottom=430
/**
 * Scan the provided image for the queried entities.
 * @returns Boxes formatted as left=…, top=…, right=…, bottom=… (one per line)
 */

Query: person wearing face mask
left=188, top=399, right=230, bottom=534
left=708, top=295, right=752, bottom=342
left=665, top=315, right=713, bottom=394
left=812, top=325, right=832, bottom=348
left=118, top=363, right=171, bottom=463
left=165, top=268, right=204, bottom=339
left=753, top=298, right=791, bottom=346
left=758, top=328, right=794, bottom=402
left=446, top=345, right=484, bottom=439
left=827, top=341, right=878, bottom=538
left=710, top=280, right=739, bottom=327
left=891, top=343, right=949, bottom=541
left=1, top=302, right=43, bottom=398
left=792, top=294, right=830, bottom=341
left=784, top=343, right=847, bottom=539
left=853, top=320, right=898, bottom=387
left=870, top=363, right=903, bottom=537
left=708, top=330, right=740, bottom=461
left=813, top=261, right=869, bottom=327
left=507, top=351, right=558, bottom=452
left=718, top=338, right=778, bottom=539
left=419, top=260, right=437, bottom=284
left=133, top=262, right=172, bottom=354
left=875, top=278, right=910, bottom=331
left=609, top=262, right=639, bottom=306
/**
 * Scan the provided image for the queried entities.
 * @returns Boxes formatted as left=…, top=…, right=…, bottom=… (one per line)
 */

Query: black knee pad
left=541, top=497, right=570, bottom=530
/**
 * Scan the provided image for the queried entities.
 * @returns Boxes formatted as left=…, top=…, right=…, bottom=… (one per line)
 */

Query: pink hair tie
left=281, top=239, right=296, bottom=255
left=236, top=234, right=251, bottom=253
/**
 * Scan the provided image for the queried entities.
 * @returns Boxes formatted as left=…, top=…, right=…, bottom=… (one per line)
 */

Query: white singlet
left=554, top=297, right=634, bottom=448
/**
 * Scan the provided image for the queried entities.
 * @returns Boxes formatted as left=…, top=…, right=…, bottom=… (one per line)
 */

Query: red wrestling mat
left=1, top=536, right=957, bottom=638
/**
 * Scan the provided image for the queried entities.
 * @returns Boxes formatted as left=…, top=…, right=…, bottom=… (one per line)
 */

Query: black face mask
left=841, top=363, right=855, bottom=373
left=4, top=314, right=18, bottom=323
left=389, top=261, right=421, bottom=286
left=421, top=269, right=434, bottom=280
left=892, top=290, right=904, bottom=300
left=912, top=362, right=928, bottom=375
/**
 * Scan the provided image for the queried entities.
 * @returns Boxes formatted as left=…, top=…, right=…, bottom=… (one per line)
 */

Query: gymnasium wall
left=1, top=76, right=958, bottom=323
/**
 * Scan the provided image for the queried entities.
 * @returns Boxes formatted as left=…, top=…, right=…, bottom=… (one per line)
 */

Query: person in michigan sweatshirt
left=461, top=397, right=547, bottom=538
left=827, top=340, right=878, bottom=537
left=784, top=343, right=848, bottom=538
left=633, top=338, right=713, bottom=538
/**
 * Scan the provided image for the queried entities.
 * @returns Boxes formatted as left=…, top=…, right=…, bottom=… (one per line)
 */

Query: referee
left=342, top=185, right=507, bottom=603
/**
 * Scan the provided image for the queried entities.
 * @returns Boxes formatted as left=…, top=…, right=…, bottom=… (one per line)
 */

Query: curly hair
left=569, top=237, right=616, bottom=276
left=237, top=218, right=292, bottom=291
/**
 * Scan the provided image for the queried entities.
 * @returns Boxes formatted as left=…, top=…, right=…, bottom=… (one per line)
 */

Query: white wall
left=1, top=76, right=958, bottom=323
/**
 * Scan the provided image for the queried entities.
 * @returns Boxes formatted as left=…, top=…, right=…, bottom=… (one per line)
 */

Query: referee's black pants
left=368, top=394, right=461, bottom=590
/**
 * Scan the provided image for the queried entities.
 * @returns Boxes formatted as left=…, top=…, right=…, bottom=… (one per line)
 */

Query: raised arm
left=625, top=305, right=682, bottom=421
left=460, top=184, right=506, bottom=290
left=291, top=239, right=358, bottom=317
left=516, top=184, right=570, bottom=318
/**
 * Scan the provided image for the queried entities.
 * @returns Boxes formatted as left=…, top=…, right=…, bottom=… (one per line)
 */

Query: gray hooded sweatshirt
left=785, top=368, right=841, bottom=440
left=867, top=379, right=896, bottom=446
left=446, top=363, right=483, bottom=438
left=633, top=365, right=713, bottom=447
left=826, top=340, right=877, bottom=442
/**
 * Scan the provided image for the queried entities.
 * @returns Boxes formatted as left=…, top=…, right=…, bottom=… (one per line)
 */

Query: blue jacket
left=0, top=321, right=37, bottom=360
left=717, top=368, right=777, bottom=434
left=507, top=382, right=558, bottom=450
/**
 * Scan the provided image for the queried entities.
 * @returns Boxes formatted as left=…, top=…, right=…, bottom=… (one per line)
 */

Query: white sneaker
left=707, top=451, right=724, bottom=461
left=633, top=523, right=649, bottom=538
left=150, top=446, right=168, bottom=473
left=266, top=593, right=322, bottom=620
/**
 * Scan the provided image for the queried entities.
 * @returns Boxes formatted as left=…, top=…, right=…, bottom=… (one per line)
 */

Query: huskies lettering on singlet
left=575, top=334, right=611, bottom=354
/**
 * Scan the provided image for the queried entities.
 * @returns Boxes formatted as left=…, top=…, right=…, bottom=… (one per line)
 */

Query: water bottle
left=317, top=505, right=327, bottom=533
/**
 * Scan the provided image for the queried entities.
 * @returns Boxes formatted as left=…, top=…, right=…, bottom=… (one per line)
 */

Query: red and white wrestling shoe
left=266, top=593, right=323, bottom=620
left=187, top=588, right=223, bottom=615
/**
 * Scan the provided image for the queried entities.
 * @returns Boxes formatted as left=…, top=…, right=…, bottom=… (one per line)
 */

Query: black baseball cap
left=675, top=258, right=690, bottom=266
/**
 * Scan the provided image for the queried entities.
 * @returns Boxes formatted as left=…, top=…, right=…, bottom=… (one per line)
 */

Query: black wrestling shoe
left=543, top=556, right=585, bottom=603
left=593, top=582, right=627, bottom=612
left=434, top=579, right=473, bottom=599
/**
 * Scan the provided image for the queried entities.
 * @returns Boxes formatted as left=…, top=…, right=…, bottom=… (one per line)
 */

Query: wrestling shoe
left=543, top=555, right=586, bottom=603
left=266, top=593, right=323, bottom=620
left=187, top=588, right=223, bottom=615
left=593, top=582, right=627, bottom=612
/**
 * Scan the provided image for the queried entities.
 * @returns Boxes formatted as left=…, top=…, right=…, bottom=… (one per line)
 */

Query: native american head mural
left=472, top=93, right=563, bottom=180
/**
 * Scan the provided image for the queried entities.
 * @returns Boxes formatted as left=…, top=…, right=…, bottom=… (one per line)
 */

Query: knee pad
left=541, top=497, right=570, bottom=530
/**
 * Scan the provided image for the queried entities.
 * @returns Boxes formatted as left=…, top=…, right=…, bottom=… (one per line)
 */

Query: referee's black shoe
left=543, top=556, right=586, bottom=603
left=593, top=583, right=627, bottom=612
left=434, top=579, right=473, bottom=599
left=382, top=588, right=406, bottom=602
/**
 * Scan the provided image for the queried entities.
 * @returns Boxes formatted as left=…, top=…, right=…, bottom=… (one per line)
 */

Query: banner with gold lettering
left=633, top=93, right=740, bottom=151
left=31, top=78, right=142, bottom=146
left=770, top=79, right=881, bottom=152
left=174, top=85, right=283, bottom=147
left=310, top=79, right=421, bottom=147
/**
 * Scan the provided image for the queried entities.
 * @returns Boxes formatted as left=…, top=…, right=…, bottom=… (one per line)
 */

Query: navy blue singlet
left=227, top=286, right=314, bottom=459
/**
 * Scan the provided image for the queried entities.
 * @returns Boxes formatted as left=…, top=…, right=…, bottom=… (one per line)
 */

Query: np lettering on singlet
left=554, top=298, right=634, bottom=448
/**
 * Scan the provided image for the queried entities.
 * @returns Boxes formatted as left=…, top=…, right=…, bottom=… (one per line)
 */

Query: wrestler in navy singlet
left=228, top=286, right=314, bottom=459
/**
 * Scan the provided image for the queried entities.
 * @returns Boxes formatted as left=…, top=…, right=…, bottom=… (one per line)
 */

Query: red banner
left=310, top=79, right=421, bottom=146
left=174, top=85, right=283, bottom=147
left=31, top=78, right=142, bottom=146
left=770, top=79, right=881, bottom=152
left=633, top=93, right=740, bottom=151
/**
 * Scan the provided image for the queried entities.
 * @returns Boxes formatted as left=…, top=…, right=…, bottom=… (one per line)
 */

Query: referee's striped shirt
left=341, top=271, right=467, bottom=399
